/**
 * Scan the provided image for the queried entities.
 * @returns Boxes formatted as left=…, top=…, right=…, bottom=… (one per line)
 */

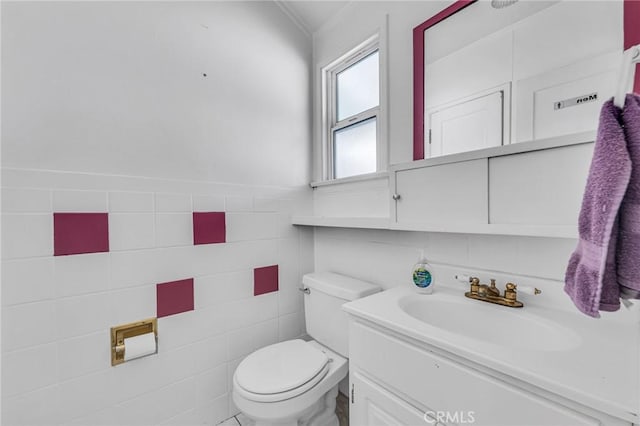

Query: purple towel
left=565, top=98, right=631, bottom=317
left=617, top=94, right=640, bottom=300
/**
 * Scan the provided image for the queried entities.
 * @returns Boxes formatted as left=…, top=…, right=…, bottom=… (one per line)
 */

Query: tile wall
left=1, top=168, right=313, bottom=425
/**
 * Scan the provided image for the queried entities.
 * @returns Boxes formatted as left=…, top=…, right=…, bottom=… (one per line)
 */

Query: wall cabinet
left=388, top=136, right=593, bottom=237
left=348, top=319, right=630, bottom=426
left=393, top=159, right=488, bottom=227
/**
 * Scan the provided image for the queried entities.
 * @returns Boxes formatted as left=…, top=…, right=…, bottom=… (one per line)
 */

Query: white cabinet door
left=489, top=143, right=593, bottom=226
left=428, top=90, right=504, bottom=158
left=350, top=370, right=445, bottom=426
left=393, top=159, right=488, bottom=227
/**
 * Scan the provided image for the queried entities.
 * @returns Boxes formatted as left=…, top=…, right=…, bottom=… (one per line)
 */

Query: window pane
left=334, top=118, right=377, bottom=179
left=337, top=51, right=379, bottom=121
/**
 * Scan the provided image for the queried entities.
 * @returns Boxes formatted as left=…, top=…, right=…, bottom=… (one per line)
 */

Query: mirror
left=413, top=0, right=628, bottom=160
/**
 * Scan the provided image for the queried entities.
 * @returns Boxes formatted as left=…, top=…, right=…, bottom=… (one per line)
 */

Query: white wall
left=2, top=1, right=311, bottom=187
left=1, top=2, right=313, bottom=425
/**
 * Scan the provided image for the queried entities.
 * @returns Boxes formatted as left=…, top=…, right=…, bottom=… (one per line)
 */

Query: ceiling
left=277, top=1, right=350, bottom=35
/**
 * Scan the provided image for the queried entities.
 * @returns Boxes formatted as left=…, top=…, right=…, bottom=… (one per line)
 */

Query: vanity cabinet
left=348, top=319, right=630, bottom=426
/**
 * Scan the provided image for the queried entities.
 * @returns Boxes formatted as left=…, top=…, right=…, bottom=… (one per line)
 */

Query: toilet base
left=250, top=385, right=339, bottom=426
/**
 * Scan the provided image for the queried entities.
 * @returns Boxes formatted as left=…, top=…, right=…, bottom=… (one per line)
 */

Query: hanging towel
left=564, top=99, right=631, bottom=317
left=617, top=94, right=640, bottom=300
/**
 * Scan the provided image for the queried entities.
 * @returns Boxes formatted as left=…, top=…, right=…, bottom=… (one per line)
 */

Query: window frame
left=323, top=36, right=382, bottom=181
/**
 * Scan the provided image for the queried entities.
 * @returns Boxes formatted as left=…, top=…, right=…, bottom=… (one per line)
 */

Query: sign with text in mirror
left=415, top=0, right=624, bottom=160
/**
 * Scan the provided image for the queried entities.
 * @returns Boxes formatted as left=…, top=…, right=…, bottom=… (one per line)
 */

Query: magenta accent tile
left=157, top=278, right=194, bottom=318
left=193, top=212, right=226, bottom=245
left=53, top=213, right=109, bottom=256
left=254, top=265, right=279, bottom=296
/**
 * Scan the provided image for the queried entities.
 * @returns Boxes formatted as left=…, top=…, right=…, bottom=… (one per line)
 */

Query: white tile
left=196, top=364, right=228, bottom=407
left=225, top=196, right=253, bottom=212
left=2, top=257, right=55, bottom=305
left=107, top=346, right=195, bottom=407
left=227, top=319, right=278, bottom=360
left=116, top=378, right=196, bottom=426
left=57, top=370, right=115, bottom=422
left=56, top=293, right=112, bottom=340
left=279, top=311, right=305, bottom=341
left=1, top=214, right=53, bottom=259
left=65, top=406, right=118, bottom=426
left=110, top=249, right=159, bottom=290
left=54, top=252, right=110, bottom=297
left=2, top=385, right=61, bottom=426
left=226, top=213, right=278, bottom=242
left=160, top=408, right=200, bottom=426
left=224, top=293, right=279, bottom=332
left=195, top=270, right=253, bottom=309
left=156, top=213, right=193, bottom=247
left=253, top=197, right=278, bottom=212
left=193, top=195, right=225, bottom=212
left=192, top=334, right=228, bottom=373
left=110, top=213, right=155, bottom=251
left=53, top=190, right=108, bottom=212
left=109, top=284, right=156, bottom=325
left=468, top=235, right=519, bottom=273
left=516, top=237, right=577, bottom=280
left=2, top=301, right=57, bottom=351
left=154, top=246, right=197, bottom=283
left=226, top=357, right=243, bottom=397
left=157, top=311, right=201, bottom=351
left=156, top=193, right=191, bottom=212
left=3, top=344, right=58, bottom=397
left=190, top=305, right=234, bottom=339
left=57, top=331, right=110, bottom=381
left=2, top=187, right=51, bottom=213
left=197, top=394, right=229, bottom=425
left=109, top=191, right=154, bottom=212
left=424, top=232, right=469, bottom=265
left=278, top=287, right=304, bottom=316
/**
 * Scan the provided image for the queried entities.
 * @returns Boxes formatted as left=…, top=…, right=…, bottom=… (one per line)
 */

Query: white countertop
left=343, top=285, right=639, bottom=423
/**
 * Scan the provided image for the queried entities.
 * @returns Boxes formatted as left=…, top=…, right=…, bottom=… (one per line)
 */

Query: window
left=324, top=39, right=380, bottom=180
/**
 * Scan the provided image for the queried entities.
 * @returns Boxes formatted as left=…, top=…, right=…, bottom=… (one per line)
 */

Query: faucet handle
left=516, top=285, right=542, bottom=295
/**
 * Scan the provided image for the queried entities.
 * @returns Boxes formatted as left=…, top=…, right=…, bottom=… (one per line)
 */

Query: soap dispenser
left=412, top=250, right=434, bottom=294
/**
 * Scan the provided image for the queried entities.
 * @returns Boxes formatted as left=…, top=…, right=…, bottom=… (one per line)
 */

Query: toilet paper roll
left=124, top=333, right=157, bottom=361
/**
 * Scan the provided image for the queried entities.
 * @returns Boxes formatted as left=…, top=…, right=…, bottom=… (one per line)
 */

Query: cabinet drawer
left=350, top=321, right=605, bottom=426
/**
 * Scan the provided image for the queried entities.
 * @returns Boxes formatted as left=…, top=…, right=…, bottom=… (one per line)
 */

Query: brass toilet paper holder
left=111, top=318, right=157, bottom=366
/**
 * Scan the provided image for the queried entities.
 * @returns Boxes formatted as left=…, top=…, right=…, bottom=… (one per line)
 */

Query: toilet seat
left=234, top=339, right=330, bottom=403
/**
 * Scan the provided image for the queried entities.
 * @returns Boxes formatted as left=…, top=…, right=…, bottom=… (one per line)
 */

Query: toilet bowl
left=231, top=272, right=380, bottom=426
left=232, top=340, right=347, bottom=426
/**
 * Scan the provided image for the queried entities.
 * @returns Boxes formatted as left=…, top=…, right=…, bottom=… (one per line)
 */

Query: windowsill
left=310, top=171, right=389, bottom=188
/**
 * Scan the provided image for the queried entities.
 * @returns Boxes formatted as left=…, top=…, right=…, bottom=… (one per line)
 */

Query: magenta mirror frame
left=412, top=0, right=477, bottom=161
left=412, top=0, right=640, bottom=161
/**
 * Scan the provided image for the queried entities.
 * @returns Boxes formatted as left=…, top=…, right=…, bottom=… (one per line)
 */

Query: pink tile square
left=193, top=212, right=226, bottom=245
left=157, top=278, right=194, bottom=318
left=53, top=213, right=109, bottom=256
left=254, top=265, right=278, bottom=296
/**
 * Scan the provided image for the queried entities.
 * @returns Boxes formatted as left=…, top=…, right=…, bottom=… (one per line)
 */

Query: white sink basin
left=398, top=292, right=581, bottom=351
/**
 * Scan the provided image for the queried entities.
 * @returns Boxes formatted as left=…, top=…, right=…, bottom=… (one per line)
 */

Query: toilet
left=232, top=271, right=380, bottom=426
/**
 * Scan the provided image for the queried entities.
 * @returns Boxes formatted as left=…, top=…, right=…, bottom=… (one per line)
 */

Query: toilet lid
left=235, top=339, right=329, bottom=395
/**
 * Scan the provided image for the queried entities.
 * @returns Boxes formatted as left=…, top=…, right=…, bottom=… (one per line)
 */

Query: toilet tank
left=302, top=272, right=380, bottom=357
